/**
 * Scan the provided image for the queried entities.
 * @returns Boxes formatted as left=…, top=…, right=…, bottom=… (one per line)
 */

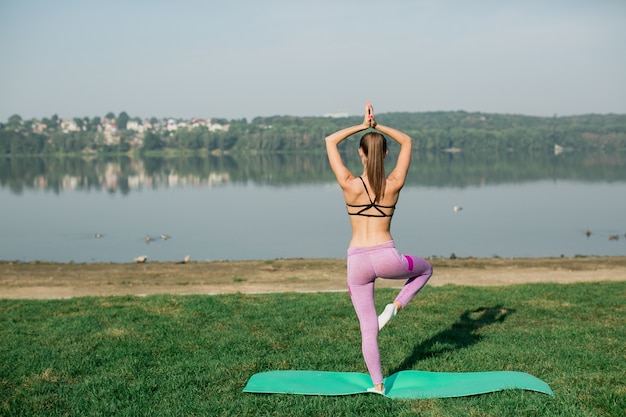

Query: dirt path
left=1, top=257, right=625, bottom=299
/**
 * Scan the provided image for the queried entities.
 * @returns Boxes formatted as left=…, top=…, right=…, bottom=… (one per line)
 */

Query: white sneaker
left=378, top=303, right=398, bottom=330
left=367, top=386, right=386, bottom=395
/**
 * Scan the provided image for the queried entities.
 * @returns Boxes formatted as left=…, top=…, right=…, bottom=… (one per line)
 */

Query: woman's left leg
left=394, top=255, right=433, bottom=307
left=374, top=248, right=433, bottom=329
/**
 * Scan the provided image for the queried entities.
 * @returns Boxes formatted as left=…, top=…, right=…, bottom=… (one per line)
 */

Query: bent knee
left=405, top=255, right=433, bottom=275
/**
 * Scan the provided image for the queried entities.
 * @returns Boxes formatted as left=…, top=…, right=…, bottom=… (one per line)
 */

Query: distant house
left=100, top=118, right=118, bottom=133
left=208, top=123, right=230, bottom=132
left=60, top=119, right=80, bottom=133
left=99, top=118, right=119, bottom=145
left=324, top=112, right=349, bottom=118
left=126, top=120, right=146, bottom=133
left=32, top=122, right=46, bottom=133
left=190, top=118, right=210, bottom=129
left=167, top=119, right=178, bottom=131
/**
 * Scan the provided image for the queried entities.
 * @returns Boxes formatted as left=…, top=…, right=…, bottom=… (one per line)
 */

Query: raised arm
left=375, top=123, right=412, bottom=187
left=325, top=103, right=372, bottom=189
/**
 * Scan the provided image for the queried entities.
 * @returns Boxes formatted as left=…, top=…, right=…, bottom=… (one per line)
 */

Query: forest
left=1, top=111, right=625, bottom=155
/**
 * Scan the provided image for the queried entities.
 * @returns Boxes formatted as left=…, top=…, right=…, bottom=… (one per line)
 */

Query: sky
left=1, top=0, right=625, bottom=122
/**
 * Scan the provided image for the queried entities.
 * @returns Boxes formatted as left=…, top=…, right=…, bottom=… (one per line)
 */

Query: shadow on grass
left=390, top=305, right=515, bottom=373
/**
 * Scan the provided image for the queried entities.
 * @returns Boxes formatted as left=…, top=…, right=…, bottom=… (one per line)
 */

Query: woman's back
left=344, top=175, right=403, bottom=248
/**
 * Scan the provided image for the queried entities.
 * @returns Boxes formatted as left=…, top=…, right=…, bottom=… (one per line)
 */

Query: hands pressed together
left=363, top=101, right=377, bottom=128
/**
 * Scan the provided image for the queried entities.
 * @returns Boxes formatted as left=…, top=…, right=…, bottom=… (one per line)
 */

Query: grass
left=1, top=282, right=624, bottom=417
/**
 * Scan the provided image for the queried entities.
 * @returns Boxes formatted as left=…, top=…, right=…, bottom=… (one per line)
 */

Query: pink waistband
left=347, top=240, right=395, bottom=255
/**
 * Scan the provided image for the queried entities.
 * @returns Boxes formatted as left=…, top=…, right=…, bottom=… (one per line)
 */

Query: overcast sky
left=1, top=0, right=625, bottom=122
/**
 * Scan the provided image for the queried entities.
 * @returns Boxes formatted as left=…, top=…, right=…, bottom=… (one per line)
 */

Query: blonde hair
left=359, top=132, right=387, bottom=201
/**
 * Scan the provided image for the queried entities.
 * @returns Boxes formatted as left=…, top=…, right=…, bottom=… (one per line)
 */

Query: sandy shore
left=1, top=256, right=625, bottom=299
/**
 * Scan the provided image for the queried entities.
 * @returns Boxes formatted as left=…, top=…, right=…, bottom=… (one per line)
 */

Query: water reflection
left=1, top=150, right=625, bottom=195
left=1, top=150, right=625, bottom=263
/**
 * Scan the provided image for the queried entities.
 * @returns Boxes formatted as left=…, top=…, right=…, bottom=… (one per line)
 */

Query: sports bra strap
left=346, top=176, right=395, bottom=218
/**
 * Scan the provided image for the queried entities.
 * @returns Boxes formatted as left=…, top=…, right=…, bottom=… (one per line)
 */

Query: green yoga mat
left=243, top=370, right=554, bottom=399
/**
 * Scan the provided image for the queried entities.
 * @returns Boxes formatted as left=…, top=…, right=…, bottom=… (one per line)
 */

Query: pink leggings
left=347, top=240, right=432, bottom=385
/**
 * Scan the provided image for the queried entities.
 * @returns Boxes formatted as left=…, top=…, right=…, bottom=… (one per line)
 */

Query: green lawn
left=1, top=282, right=624, bottom=416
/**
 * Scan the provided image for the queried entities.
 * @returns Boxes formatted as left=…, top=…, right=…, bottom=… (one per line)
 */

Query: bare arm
left=374, top=123, right=412, bottom=187
left=325, top=103, right=373, bottom=189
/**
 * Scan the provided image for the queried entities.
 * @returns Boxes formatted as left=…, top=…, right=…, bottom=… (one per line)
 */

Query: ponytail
left=359, top=132, right=387, bottom=202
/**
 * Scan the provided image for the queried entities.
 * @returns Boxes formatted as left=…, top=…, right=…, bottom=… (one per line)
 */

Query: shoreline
left=2, top=256, right=626, bottom=299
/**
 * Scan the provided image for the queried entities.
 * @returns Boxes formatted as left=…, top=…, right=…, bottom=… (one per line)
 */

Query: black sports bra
left=346, top=177, right=395, bottom=218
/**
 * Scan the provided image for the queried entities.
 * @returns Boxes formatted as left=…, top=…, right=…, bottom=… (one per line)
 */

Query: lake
left=1, top=152, right=624, bottom=263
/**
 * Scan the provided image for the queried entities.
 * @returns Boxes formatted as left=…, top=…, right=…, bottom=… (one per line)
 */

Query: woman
left=325, top=102, right=432, bottom=395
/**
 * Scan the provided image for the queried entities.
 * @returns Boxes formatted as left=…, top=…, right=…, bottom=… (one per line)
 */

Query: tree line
left=1, top=111, right=625, bottom=155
